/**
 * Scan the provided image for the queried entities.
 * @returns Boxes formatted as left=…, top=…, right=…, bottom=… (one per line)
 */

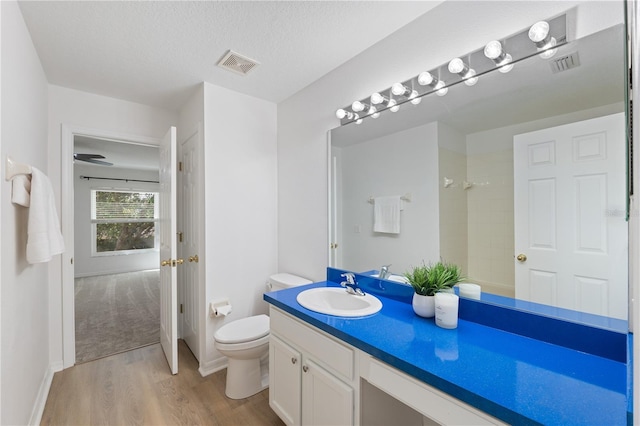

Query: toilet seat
left=214, top=314, right=270, bottom=344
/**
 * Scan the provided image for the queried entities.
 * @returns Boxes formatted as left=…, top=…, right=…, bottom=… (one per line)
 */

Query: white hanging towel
left=11, top=174, right=31, bottom=207
left=25, top=168, right=65, bottom=264
left=373, top=195, right=403, bottom=234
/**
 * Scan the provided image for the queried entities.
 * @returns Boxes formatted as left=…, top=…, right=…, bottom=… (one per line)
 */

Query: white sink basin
left=296, top=288, right=382, bottom=317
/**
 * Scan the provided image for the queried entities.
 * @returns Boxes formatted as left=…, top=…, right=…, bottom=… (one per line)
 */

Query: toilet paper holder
left=210, top=298, right=232, bottom=318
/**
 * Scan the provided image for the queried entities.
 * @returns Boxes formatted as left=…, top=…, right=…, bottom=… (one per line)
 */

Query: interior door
left=514, top=113, right=627, bottom=319
left=159, top=126, right=179, bottom=374
left=179, top=128, right=200, bottom=360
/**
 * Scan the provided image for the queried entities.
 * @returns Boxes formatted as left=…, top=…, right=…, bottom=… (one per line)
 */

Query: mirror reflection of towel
left=373, top=196, right=402, bottom=234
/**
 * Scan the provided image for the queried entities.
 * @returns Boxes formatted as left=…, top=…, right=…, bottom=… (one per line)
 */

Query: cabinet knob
left=291, top=357, right=297, bottom=364
left=302, top=365, right=309, bottom=373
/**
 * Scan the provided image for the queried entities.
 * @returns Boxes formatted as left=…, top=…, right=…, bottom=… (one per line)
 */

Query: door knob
left=189, top=255, right=199, bottom=263
left=161, top=259, right=172, bottom=267
left=173, top=258, right=184, bottom=266
left=516, top=254, right=527, bottom=262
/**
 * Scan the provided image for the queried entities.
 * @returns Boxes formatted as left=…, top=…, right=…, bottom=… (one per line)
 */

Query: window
left=91, top=190, right=159, bottom=255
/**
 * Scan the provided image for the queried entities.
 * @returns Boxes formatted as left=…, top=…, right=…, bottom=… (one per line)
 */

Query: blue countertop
left=264, top=280, right=630, bottom=425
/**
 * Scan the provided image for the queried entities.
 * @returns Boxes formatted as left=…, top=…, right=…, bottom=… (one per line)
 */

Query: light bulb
left=529, top=21, right=550, bottom=44
left=538, top=37, right=558, bottom=59
left=484, top=41, right=514, bottom=73
left=367, top=105, right=378, bottom=117
left=371, top=111, right=380, bottom=119
left=435, top=80, right=448, bottom=96
left=498, top=54, right=514, bottom=73
left=409, top=90, right=421, bottom=105
left=388, top=99, right=399, bottom=113
left=448, top=58, right=466, bottom=74
left=391, top=83, right=409, bottom=96
left=418, top=71, right=434, bottom=86
left=464, top=69, right=478, bottom=86
left=356, top=117, right=363, bottom=125
left=352, top=100, right=365, bottom=112
left=484, top=41, right=503, bottom=60
left=371, top=92, right=385, bottom=105
left=336, top=109, right=352, bottom=120
left=529, top=20, right=557, bottom=58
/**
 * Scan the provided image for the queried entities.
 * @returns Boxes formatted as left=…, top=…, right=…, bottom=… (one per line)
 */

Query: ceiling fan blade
left=73, top=153, right=112, bottom=166
left=82, top=158, right=112, bottom=166
left=74, top=153, right=106, bottom=160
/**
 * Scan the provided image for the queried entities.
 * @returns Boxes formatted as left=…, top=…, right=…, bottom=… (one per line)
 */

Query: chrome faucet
left=379, top=264, right=392, bottom=280
left=340, top=273, right=365, bottom=296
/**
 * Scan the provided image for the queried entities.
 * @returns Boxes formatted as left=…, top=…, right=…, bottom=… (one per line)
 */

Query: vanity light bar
left=335, top=14, right=567, bottom=126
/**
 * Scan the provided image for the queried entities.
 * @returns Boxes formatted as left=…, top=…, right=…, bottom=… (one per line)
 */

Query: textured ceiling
left=18, top=1, right=443, bottom=111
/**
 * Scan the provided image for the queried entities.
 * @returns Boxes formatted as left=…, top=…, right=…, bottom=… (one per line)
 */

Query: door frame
left=60, top=124, right=161, bottom=368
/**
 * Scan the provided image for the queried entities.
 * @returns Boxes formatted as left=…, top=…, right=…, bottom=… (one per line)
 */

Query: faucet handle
left=340, top=272, right=356, bottom=285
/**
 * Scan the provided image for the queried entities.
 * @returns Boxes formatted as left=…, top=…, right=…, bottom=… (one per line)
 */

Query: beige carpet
left=75, top=270, right=160, bottom=363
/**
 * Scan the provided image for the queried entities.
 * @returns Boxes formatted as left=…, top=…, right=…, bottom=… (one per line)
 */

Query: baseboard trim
left=29, top=363, right=58, bottom=425
left=199, top=357, right=227, bottom=377
left=74, top=268, right=160, bottom=279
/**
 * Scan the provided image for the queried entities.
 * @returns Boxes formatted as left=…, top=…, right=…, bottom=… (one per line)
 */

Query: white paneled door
left=514, top=113, right=627, bottom=319
left=180, top=128, right=200, bottom=360
left=160, top=126, right=178, bottom=374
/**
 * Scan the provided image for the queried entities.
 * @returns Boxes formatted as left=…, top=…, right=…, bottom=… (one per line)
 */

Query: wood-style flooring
left=41, top=340, right=285, bottom=426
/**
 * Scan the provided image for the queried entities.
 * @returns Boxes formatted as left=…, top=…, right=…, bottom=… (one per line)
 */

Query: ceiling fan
left=73, top=153, right=113, bottom=166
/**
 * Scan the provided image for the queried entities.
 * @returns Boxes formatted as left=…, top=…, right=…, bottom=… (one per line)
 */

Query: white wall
left=337, top=123, right=440, bottom=274
left=1, top=1, right=51, bottom=424
left=438, top=123, right=468, bottom=274
left=47, top=85, right=177, bottom=367
left=277, top=0, right=624, bottom=282
left=73, top=164, right=160, bottom=277
left=201, top=83, right=278, bottom=373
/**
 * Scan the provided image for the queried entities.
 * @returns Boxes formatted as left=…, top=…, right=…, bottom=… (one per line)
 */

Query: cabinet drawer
left=270, top=308, right=354, bottom=381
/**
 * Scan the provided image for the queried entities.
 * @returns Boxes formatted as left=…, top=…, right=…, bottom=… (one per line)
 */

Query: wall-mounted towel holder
left=368, top=193, right=412, bottom=204
left=5, top=156, right=32, bottom=181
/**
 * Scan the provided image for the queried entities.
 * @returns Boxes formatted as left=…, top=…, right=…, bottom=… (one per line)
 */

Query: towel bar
left=368, top=193, right=412, bottom=204
left=5, top=156, right=32, bottom=181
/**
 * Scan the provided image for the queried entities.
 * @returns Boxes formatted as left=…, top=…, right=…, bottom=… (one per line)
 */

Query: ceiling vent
left=549, top=51, right=580, bottom=74
left=217, top=50, right=260, bottom=76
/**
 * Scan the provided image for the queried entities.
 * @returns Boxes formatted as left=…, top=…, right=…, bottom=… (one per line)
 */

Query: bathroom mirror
left=329, top=20, right=628, bottom=322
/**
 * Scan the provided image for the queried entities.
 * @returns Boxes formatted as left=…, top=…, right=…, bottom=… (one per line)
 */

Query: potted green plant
left=404, top=261, right=463, bottom=317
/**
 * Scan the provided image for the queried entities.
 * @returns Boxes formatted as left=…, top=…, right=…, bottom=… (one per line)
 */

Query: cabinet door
left=302, top=358, right=353, bottom=426
left=270, top=335, right=302, bottom=426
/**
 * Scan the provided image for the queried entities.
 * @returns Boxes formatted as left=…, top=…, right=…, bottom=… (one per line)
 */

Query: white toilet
left=214, top=273, right=312, bottom=399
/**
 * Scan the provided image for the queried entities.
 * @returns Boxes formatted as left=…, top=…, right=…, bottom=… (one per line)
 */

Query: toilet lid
left=214, top=314, right=270, bottom=344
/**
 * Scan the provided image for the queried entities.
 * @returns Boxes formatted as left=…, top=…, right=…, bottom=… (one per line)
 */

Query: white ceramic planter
left=412, top=293, right=435, bottom=318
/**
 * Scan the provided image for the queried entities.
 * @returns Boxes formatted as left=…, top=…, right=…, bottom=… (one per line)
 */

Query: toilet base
left=225, top=357, right=268, bottom=399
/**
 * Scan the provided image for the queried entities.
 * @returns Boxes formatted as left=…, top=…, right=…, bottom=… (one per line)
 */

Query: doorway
left=73, top=135, right=160, bottom=363
left=60, top=126, right=165, bottom=368
left=72, top=134, right=161, bottom=362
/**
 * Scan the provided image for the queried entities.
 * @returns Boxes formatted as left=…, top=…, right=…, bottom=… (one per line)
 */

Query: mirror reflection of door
left=514, top=113, right=627, bottom=320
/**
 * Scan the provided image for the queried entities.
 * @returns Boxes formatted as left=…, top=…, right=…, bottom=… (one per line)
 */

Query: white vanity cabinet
left=269, top=308, right=357, bottom=426
left=269, top=306, right=507, bottom=426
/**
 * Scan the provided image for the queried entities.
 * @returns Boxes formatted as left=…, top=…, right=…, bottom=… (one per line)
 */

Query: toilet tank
left=268, top=273, right=312, bottom=291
